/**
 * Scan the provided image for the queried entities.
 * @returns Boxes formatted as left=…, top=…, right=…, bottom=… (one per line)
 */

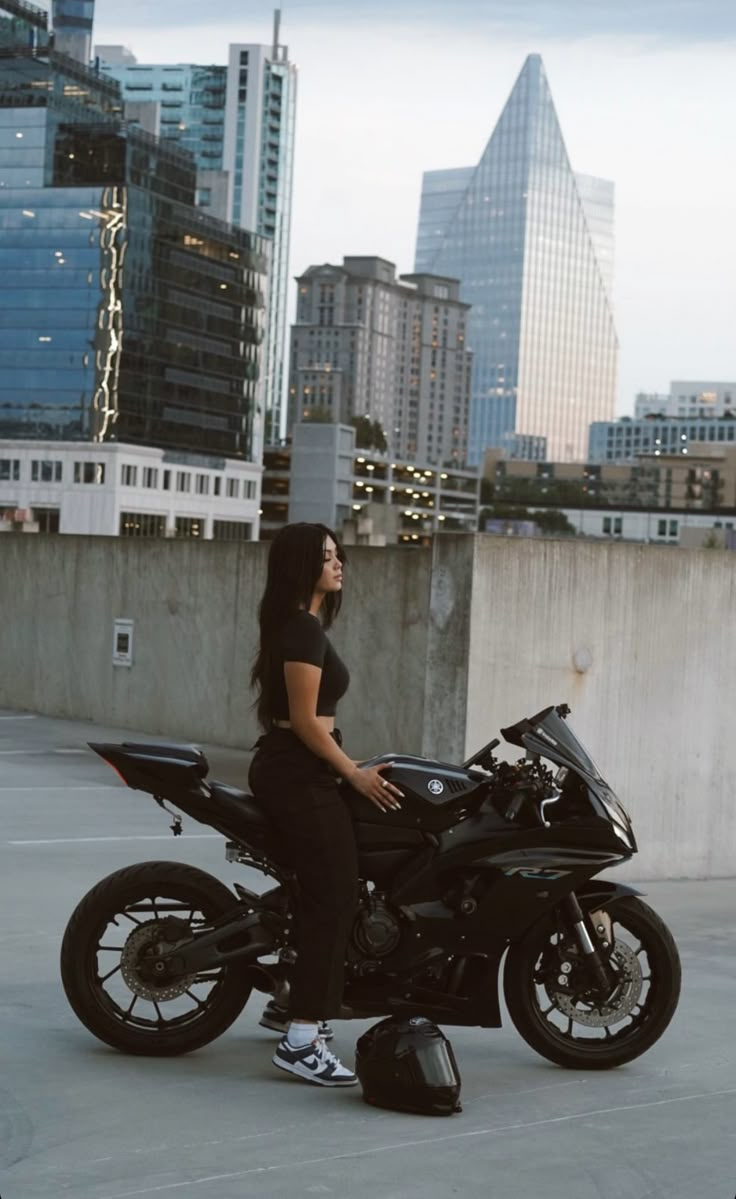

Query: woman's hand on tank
left=349, top=763, right=404, bottom=813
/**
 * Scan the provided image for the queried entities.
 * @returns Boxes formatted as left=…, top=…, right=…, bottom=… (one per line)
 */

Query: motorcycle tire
left=61, top=860, right=252, bottom=1056
left=503, top=895, right=681, bottom=1070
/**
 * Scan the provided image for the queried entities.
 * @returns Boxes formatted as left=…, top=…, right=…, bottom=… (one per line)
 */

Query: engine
left=350, top=897, right=402, bottom=960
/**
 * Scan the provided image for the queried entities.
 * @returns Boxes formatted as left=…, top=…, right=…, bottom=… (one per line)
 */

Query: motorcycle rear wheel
left=503, top=896, right=681, bottom=1070
left=60, top=860, right=252, bottom=1056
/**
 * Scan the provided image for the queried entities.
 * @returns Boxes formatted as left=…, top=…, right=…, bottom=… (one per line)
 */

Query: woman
left=249, top=522, right=404, bottom=1086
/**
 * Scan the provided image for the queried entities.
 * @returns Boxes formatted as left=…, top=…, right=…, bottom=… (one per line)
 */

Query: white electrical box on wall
left=113, top=619, right=134, bottom=667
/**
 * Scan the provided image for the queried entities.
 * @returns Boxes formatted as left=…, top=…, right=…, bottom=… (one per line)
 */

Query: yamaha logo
left=427, top=778, right=444, bottom=796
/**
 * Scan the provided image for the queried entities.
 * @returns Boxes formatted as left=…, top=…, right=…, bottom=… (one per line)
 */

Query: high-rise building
left=635, top=381, right=736, bottom=420
left=288, top=257, right=473, bottom=467
left=414, top=54, right=618, bottom=463
left=0, top=0, right=268, bottom=468
left=99, top=15, right=297, bottom=444
left=52, top=0, right=94, bottom=65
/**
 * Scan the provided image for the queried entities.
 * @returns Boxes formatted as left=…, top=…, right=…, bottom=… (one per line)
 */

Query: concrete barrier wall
left=0, top=536, right=452, bottom=763
left=465, top=536, right=736, bottom=880
left=1, top=533, right=734, bottom=878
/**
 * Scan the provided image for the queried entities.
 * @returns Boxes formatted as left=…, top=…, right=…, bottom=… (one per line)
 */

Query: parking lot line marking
left=96, top=1086, right=736, bottom=1197
left=0, top=714, right=37, bottom=720
left=0, top=749, right=88, bottom=755
left=7, top=834, right=220, bottom=845
left=0, top=786, right=120, bottom=792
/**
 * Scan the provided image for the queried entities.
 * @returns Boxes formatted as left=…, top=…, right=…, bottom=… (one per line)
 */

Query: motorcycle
left=61, top=703, right=681, bottom=1070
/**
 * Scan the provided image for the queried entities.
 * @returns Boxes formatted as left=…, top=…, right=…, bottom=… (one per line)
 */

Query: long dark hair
left=250, top=522, right=346, bottom=730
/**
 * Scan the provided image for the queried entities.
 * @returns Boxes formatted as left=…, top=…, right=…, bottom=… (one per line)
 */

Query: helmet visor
left=402, top=1038, right=460, bottom=1087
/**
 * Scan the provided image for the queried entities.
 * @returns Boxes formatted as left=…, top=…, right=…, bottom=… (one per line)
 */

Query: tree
left=350, top=415, right=387, bottom=452
left=480, top=477, right=494, bottom=505
left=478, top=502, right=576, bottom=536
left=531, top=508, right=576, bottom=535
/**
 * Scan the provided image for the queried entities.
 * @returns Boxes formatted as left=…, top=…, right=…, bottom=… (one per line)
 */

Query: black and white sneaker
left=260, top=1001, right=334, bottom=1042
left=273, top=1036, right=358, bottom=1087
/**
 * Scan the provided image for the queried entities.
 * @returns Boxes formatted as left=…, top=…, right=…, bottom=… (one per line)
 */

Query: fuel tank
left=341, top=753, right=488, bottom=833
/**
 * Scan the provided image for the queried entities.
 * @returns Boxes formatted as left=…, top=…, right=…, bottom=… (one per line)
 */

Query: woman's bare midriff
left=274, top=716, right=335, bottom=732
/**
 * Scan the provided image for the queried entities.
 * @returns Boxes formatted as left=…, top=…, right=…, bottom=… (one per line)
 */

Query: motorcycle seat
left=209, top=781, right=269, bottom=827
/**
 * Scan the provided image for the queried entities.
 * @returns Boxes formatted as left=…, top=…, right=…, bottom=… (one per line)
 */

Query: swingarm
left=155, top=904, right=280, bottom=975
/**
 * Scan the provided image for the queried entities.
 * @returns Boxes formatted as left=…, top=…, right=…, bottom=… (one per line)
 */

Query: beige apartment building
left=288, top=257, right=473, bottom=468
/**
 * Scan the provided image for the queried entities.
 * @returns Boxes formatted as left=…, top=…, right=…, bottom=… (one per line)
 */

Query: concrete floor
left=1, top=709, right=734, bottom=1199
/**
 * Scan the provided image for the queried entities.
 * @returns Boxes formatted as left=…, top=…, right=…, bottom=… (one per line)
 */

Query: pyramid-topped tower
left=415, top=55, right=617, bottom=463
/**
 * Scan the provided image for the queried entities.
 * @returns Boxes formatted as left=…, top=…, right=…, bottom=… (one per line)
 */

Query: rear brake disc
left=119, top=920, right=196, bottom=1002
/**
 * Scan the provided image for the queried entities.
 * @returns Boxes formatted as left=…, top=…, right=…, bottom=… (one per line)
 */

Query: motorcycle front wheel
left=60, top=860, right=252, bottom=1056
left=503, top=896, right=681, bottom=1070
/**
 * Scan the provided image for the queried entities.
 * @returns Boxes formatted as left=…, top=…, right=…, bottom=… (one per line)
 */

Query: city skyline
left=83, top=0, right=736, bottom=420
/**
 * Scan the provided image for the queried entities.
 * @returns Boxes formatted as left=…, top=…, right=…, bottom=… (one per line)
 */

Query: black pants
left=248, top=728, right=358, bottom=1022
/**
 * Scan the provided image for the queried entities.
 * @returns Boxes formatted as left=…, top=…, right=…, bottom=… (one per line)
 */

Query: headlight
left=612, top=822, right=634, bottom=850
left=600, top=796, right=631, bottom=833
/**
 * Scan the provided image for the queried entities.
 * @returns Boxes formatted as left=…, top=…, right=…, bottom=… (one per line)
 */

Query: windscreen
left=502, top=707, right=602, bottom=780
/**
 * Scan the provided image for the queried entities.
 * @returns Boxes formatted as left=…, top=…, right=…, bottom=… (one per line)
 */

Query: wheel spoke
left=98, top=945, right=125, bottom=952
left=185, top=989, right=205, bottom=1009
left=99, top=963, right=121, bottom=984
left=123, top=995, right=138, bottom=1020
left=121, top=911, right=142, bottom=926
left=153, top=1001, right=164, bottom=1024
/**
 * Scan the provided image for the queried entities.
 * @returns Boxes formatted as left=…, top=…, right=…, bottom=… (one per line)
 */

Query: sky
left=89, top=0, right=736, bottom=414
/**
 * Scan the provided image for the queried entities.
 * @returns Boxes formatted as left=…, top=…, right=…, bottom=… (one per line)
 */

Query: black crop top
left=272, top=610, right=350, bottom=721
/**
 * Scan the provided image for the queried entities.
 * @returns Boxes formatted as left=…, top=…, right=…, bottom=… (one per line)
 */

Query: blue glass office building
left=415, top=55, right=618, bottom=464
left=0, top=0, right=268, bottom=457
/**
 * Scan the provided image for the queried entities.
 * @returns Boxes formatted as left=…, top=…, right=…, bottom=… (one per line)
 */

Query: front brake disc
left=550, top=939, right=643, bottom=1027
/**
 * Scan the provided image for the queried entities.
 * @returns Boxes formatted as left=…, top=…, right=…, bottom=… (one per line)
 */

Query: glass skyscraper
left=100, top=27, right=297, bottom=444
left=51, top=0, right=94, bottom=66
left=415, top=54, right=618, bottom=463
left=0, top=0, right=268, bottom=457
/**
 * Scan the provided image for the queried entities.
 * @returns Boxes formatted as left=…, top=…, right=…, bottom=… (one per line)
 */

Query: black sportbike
left=61, top=704, right=681, bottom=1070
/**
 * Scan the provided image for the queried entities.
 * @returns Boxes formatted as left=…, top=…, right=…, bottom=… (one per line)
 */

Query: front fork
left=560, top=894, right=612, bottom=993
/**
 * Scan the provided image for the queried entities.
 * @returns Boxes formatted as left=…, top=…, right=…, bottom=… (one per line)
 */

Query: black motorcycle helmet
left=355, top=1016, right=462, bottom=1116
